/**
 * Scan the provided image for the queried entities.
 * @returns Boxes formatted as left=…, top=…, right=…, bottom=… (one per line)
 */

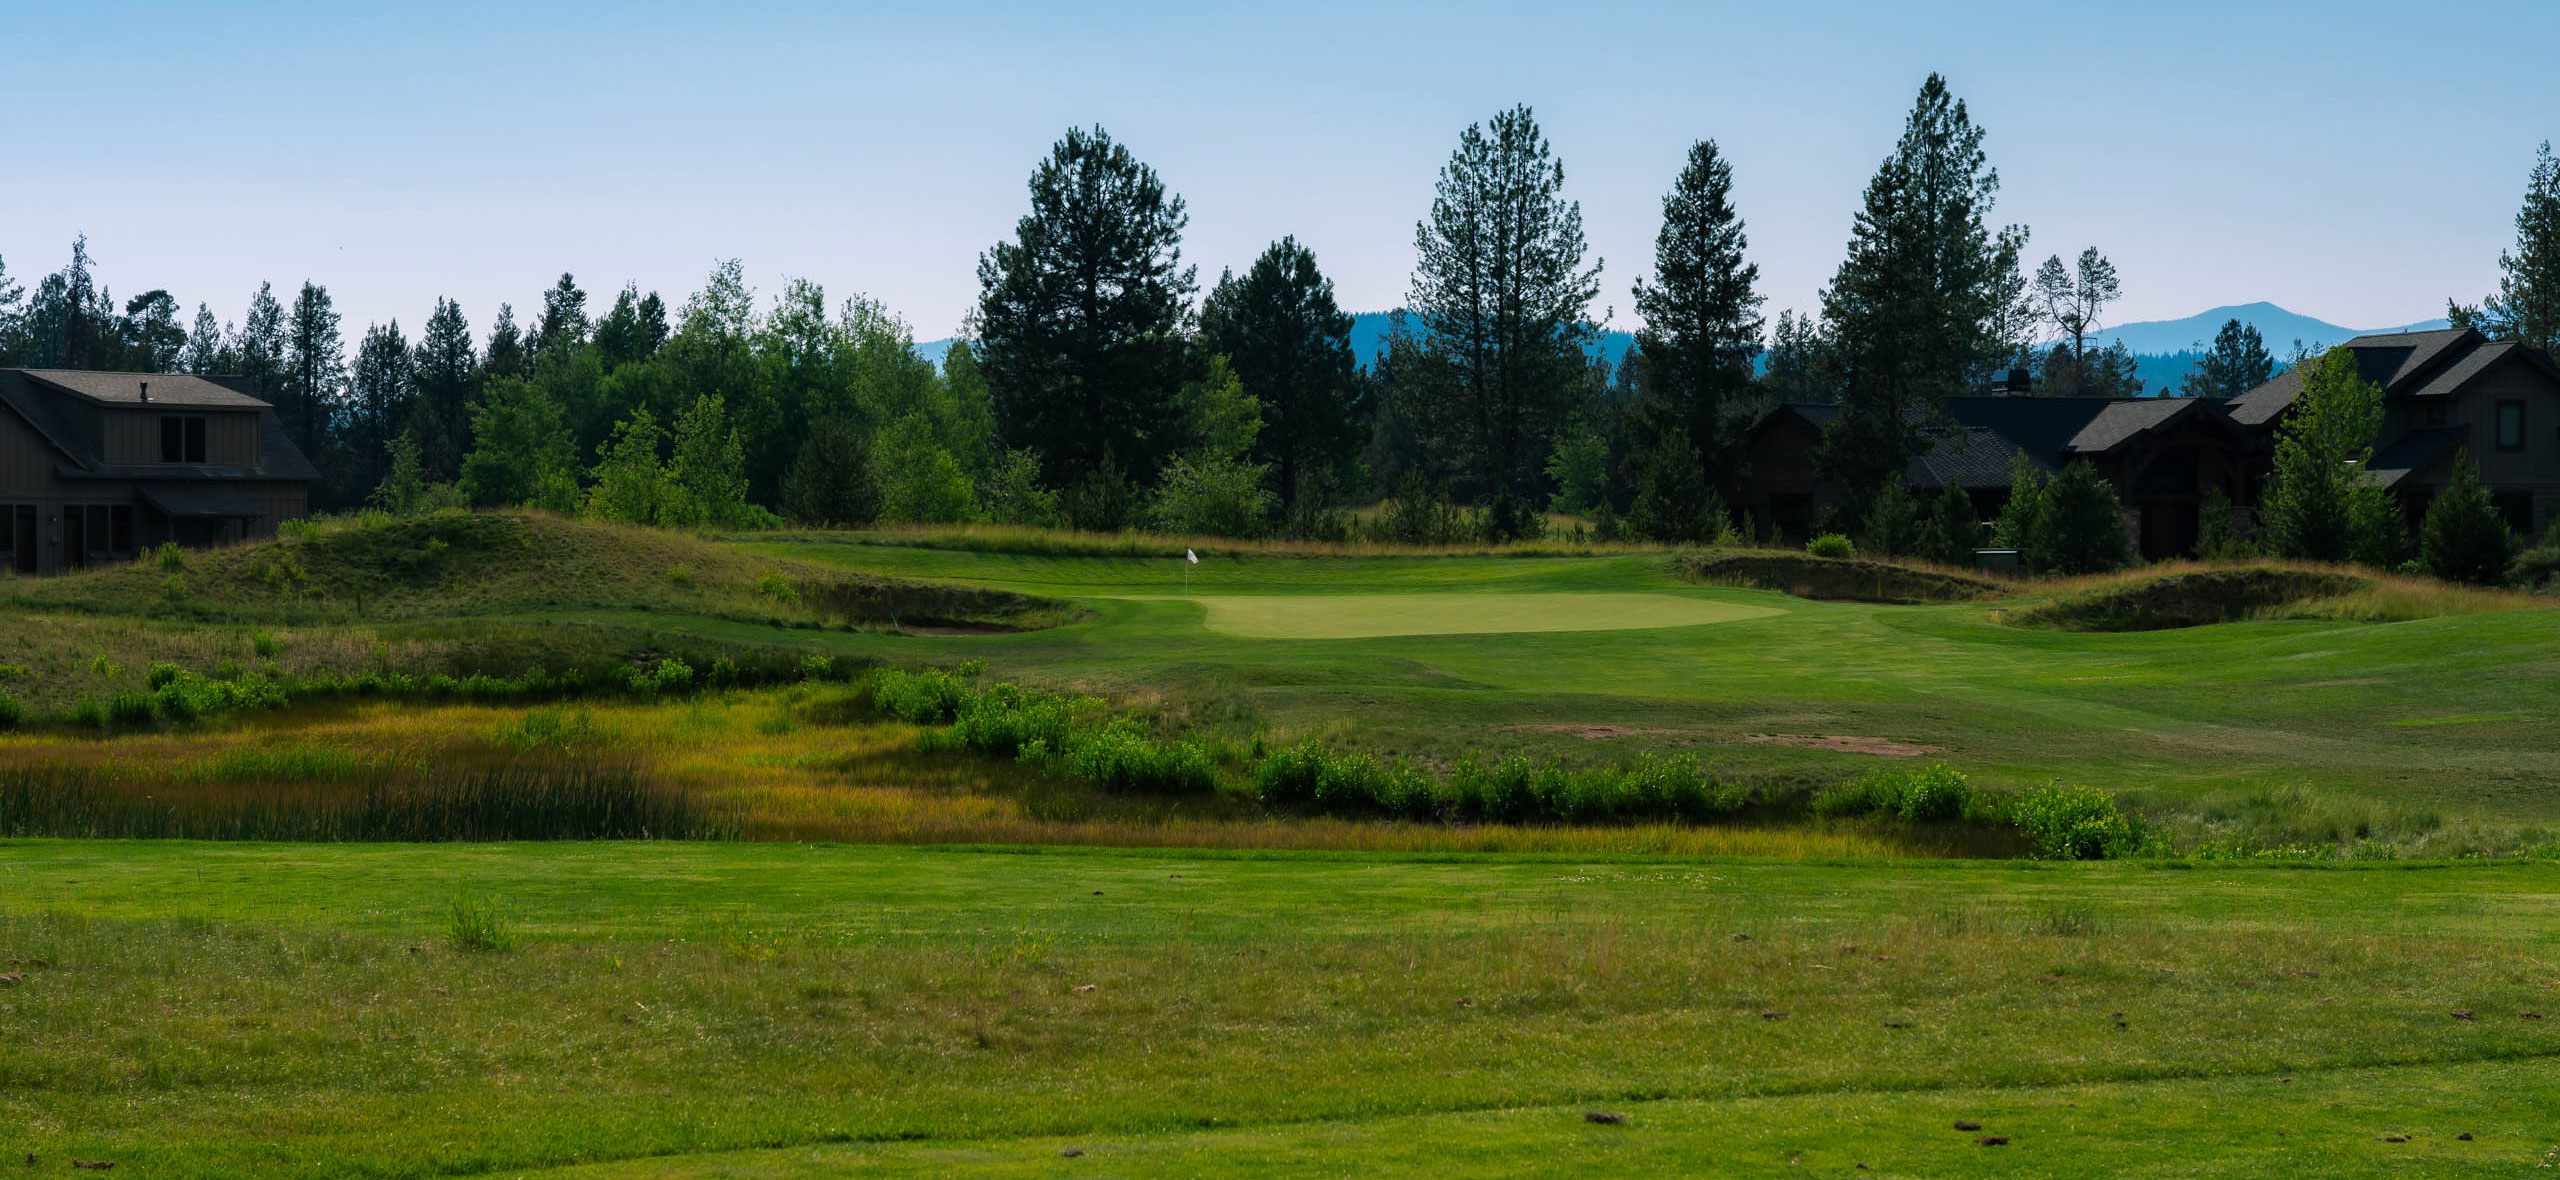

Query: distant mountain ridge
left=918, top=302, right=2449, bottom=396
left=2095, top=302, right=2450, bottom=358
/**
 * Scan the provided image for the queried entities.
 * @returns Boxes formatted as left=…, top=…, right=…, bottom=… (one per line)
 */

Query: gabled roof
left=2228, top=327, right=2560, bottom=426
left=1755, top=394, right=2243, bottom=493
left=1907, top=426, right=2025, bottom=490
left=0, top=368, right=319, bottom=484
left=18, top=369, right=272, bottom=409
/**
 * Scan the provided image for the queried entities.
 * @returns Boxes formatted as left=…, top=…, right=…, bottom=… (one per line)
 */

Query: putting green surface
left=1177, top=591, right=1784, bottom=639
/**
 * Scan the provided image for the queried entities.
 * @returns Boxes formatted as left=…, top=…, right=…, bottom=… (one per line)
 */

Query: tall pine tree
left=411, top=297, right=478, bottom=481
left=1406, top=104, right=1602, bottom=513
left=1630, top=138, right=1763, bottom=496
left=282, top=281, right=345, bottom=464
left=976, top=125, right=1195, bottom=487
left=2181, top=318, right=2274, bottom=398
left=350, top=320, right=414, bottom=495
left=1198, top=236, right=1361, bottom=513
left=1816, top=74, right=2028, bottom=497
left=2464, top=141, right=2560, bottom=354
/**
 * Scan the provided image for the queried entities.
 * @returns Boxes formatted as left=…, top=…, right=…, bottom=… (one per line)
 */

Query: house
left=0, top=369, right=316, bottom=573
left=1737, top=394, right=2258, bottom=559
left=2227, top=327, right=2560, bottom=542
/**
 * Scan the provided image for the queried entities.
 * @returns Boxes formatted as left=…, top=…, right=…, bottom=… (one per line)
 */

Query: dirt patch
left=1512, top=723, right=1678, bottom=740
left=2017, top=568, right=2370, bottom=632
left=1679, top=552, right=2007, bottom=604
left=1744, top=733, right=1944, bottom=757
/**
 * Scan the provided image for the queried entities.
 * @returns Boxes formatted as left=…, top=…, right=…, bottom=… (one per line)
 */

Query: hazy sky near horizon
left=7, top=1, right=2556, bottom=349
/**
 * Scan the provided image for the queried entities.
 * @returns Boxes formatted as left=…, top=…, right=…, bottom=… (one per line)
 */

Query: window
left=110, top=505, right=133, bottom=552
left=2496, top=401, right=2525, bottom=451
left=161, top=415, right=207, bottom=463
left=84, top=505, right=110, bottom=554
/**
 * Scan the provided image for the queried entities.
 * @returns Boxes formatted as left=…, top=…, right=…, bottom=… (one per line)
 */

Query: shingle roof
left=2065, top=398, right=2191, bottom=453
left=2366, top=427, right=2467, bottom=489
left=18, top=369, right=272, bottom=409
left=1907, top=427, right=2025, bottom=490
left=2225, top=327, right=2558, bottom=425
left=2405, top=340, right=2521, bottom=399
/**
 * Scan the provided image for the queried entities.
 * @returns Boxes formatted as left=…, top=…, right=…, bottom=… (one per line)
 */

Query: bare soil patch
left=1743, top=733, right=1944, bottom=757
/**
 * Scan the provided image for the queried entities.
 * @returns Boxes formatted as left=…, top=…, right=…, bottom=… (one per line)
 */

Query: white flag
left=1186, top=548, right=1199, bottom=564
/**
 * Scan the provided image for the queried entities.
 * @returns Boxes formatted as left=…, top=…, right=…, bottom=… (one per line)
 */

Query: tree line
left=0, top=80, right=2549, bottom=549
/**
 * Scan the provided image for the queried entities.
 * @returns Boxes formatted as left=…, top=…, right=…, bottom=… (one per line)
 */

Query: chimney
left=138, top=381, right=149, bottom=403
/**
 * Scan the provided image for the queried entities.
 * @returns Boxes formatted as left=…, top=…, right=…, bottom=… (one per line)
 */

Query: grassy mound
left=1678, top=551, right=2007, bottom=604
left=2019, top=567, right=2370, bottom=631
left=7, top=511, right=1065, bottom=629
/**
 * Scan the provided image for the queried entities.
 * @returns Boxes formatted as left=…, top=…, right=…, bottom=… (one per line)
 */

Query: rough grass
left=759, top=521, right=1681, bottom=560
left=6, top=510, right=1063, bottom=630
left=1189, top=591, right=1782, bottom=639
left=2018, top=560, right=2551, bottom=628
left=1679, top=550, right=2011, bottom=603
left=4, top=841, right=2556, bottom=1178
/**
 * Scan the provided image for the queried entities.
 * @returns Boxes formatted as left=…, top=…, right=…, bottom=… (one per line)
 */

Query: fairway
left=1183, top=591, right=1784, bottom=638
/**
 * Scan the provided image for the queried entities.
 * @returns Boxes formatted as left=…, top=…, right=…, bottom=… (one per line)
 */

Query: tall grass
left=767, top=521, right=1684, bottom=561
left=0, top=754, right=719, bottom=841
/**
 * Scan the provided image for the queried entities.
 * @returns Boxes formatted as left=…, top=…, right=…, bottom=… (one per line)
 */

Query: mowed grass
left=2, top=840, right=2556, bottom=1178
left=1177, top=591, right=1783, bottom=639
left=748, top=538, right=2560, bottom=851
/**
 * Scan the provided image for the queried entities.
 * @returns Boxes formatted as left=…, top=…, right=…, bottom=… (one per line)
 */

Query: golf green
left=1180, top=591, right=1785, bottom=639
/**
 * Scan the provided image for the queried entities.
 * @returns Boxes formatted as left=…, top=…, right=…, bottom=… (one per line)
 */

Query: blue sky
left=7, top=1, right=2555, bottom=347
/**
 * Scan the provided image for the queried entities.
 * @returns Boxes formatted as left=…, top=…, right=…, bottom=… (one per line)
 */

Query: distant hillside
left=921, top=301, right=2450, bottom=394
left=916, top=313, right=1639, bottom=374
left=2097, top=302, right=2450, bottom=359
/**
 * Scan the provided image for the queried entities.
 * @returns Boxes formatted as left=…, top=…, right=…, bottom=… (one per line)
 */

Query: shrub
left=1809, top=764, right=1971, bottom=822
left=0, top=692, right=19, bottom=730
left=68, top=697, right=107, bottom=729
left=2027, top=461, right=2131, bottom=575
left=2012, top=782, right=2144, bottom=860
left=2420, top=452, right=2517, bottom=586
left=1806, top=533, right=1855, bottom=559
left=146, top=662, right=185, bottom=690
left=869, top=666, right=974, bottom=724
left=799, top=654, right=836, bottom=682
left=755, top=570, right=799, bottom=605
left=162, top=573, right=188, bottom=603
left=155, top=541, right=186, bottom=571
left=649, top=658, right=694, bottom=694
left=1057, top=722, right=1218, bottom=795
left=1147, top=452, right=1275, bottom=538
left=447, top=893, right=516, bottom=953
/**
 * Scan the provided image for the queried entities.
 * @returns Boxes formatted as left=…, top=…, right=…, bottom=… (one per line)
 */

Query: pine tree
left=1198, top=236, right=1360, bottom=514
left=1991, top=450, right=2044, bottom=548
left=2421, top=451, right=2518, bottom=585
left=411, top=298, right=478, bottom=482
left=2181, top=318, right=2275, bottom=398
left=2473, top=142, right=2560, bottom=354
left=534, top=273, right=590, bottom=362
left=118, top=291, right=185, bottom=373
left=1759, top=310, right=1837, bottom=402
left=1862, top=481, right=1926, bottom=557
left=350, top=321, right=414, bottom=494
left=1929, top=485, right=1980, bottom=561
left=2261, top=349, right=2385, bottom=563
left=283, top=281, right=345, bottom=465
left=483, top=303, right=527, bottom=380
left=1406, top=104, right=1602, bottom=514
left=2028, top=460, right=2130, bottom=574
left=1626, top=427, right=1723, bottom=543
left=0, top=251, right=23, bottom=364
left=2030, top=248, right=2120, bottom=373
left=1817, top=74, right=2029, bottom=496
left=593, top=284, right=667, bottom=371
left=237, top=282, right=287, bottom=385
left=1631, top=139, right=1763, bottom=495
left=180, top=303, right=228, bottom=375
left=779, top=416, right=878, bottom=526
left=976, top=125, right=1195, bottom=488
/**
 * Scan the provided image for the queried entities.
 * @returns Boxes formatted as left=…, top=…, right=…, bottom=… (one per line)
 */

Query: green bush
left=2012, top=782, right=2144, bottom=860
left=2420, top=452, right=2517, bottom=586
left=107, top=692, right=158, bottom=727
left=1807, top=533, right=1855, bottom=559
left=650, top=658, right=695, bottom=694
left=2028, top=461, right=2131, bottom=575
left=1811, top=764, right=1971, bottom=821
left=1058, top=721, right=1218, bottom=795
left=869, top=666, right=974, bottom=724
left=0, top=692, right=19, bottom=730
left=155, top=541, right=187, bottom=571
